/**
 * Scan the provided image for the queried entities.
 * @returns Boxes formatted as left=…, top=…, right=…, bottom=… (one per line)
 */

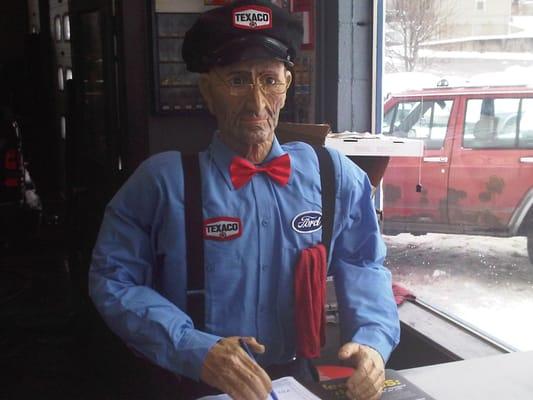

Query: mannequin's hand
left=338, top=342, right=385, bottom=400
left=200, top=336, right=272, bottom=400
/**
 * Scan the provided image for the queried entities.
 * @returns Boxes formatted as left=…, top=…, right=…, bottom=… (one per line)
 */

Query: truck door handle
left=519, top=157, right=533, bottom=164
left=423, top=156, right=448, bottom=163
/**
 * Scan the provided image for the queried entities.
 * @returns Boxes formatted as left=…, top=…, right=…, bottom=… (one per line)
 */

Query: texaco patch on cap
left=232, top=5, right=273, bottom=30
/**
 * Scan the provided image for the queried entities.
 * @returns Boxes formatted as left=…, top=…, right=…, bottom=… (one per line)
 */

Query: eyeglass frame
left=211, top=68, right=289, bottom=97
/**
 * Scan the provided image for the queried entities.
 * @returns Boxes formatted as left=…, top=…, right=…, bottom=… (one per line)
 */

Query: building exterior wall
left=448, top=0, right=512, bottom=38
left=386, top=0, right=513, bottom=41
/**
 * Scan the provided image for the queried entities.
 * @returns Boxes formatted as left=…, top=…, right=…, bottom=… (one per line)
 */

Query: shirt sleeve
left=328, top=149, right=400, bottom=362
left=88, top=154, right=221, bottom=381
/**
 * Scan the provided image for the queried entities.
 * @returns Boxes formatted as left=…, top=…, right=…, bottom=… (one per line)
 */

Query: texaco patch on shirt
left=203, top=217, right=242, bottom=241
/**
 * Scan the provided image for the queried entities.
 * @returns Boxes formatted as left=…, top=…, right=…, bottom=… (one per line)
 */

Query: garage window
left=384, top=0, right=533, bottom=353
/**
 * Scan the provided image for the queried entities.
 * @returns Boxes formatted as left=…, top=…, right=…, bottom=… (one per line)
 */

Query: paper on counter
left=196, top=376, right=321, bottom=400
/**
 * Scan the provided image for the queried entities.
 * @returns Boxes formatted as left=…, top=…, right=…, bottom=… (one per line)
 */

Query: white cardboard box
left=325, top=133, right=424, bottom=157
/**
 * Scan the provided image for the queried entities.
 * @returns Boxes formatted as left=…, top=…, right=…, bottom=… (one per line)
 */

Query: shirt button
left=261, top=219, right=268, bottom=227
left=261, top=264, right=267, bottom=271
left=259, top=305, right=266, bottom=313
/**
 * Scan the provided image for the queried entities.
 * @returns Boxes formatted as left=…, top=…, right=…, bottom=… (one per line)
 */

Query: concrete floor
left=0, top=220, right=156, bottom=399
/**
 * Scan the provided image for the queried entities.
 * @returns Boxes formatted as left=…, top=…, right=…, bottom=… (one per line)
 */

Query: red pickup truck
left=381, top=85, right=533, bottom=264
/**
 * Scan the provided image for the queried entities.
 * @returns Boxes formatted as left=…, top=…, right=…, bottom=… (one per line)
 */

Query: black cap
left=182, top=0, right=303, bottom=73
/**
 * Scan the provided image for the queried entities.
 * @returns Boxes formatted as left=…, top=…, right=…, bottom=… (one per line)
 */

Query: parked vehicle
left=381, top=84, right=533, bottom=264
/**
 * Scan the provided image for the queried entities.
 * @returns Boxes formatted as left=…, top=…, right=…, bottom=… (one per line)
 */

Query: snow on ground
left=419, top=49, right=533, bottom=61
left=384, top=233, right=533, bottom=351
left=467, top=65, right=533, bottom=86
left=510, top=15, right=533, bottom=34
left=383, top=72, right=441, bottom=97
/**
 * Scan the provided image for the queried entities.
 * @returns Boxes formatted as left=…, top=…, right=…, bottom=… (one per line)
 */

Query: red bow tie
left=229, top=153, right=291, bottom=189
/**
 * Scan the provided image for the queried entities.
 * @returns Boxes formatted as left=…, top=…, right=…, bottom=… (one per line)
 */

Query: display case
left=151, top=12, right=205, bottom=113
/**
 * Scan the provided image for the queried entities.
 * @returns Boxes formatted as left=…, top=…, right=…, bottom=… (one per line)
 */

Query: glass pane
left=463, top=99, right=482, bottom=147
left=158, top=38, right=183, bottom=63
left=63, top=15, right=71, bottom=40
left=519, top=99, right=533, bottom=148
left=78, top=11, right=107, bottom=166
left=157, top=13, right=199, bottom=37
left=464, top=98, right=520, bottom=149
left=159, top=63, right=198, bottom=87
left=428, top=100, right=453, bottom=148
left=384, top=0, right=533, bottom=351
left=54, top=15, right=62, bottom=41
left=57, top=66, right=64, bottom=91
left=60, top=116, right=66, bottom=139
left=159, top=87, right=205, bottom=111
left=391, top=101, right=419, bottom=135
left=382, top=106, right=395, bottom=135
left=389, top=100, right=451, bottom=149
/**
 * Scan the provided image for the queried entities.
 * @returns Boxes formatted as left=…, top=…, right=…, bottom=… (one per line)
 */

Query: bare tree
left=386, top=0, right=454, bottom=72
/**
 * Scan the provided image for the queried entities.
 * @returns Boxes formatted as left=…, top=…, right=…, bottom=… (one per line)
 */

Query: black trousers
left=147, top=358, right=319, bottom=400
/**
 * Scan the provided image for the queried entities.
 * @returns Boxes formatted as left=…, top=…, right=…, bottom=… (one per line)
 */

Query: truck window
left=518, top=98, right=533, bottom=149
left=463, top=98, right=521, bottom=149
left=383, top=99, right=452, bottom=150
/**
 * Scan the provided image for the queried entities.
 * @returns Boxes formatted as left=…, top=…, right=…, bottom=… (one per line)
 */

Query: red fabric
left=229, top=154, right=291, bottom=189
left=392, top=283, right=416, bottom=305
left=5, top=149, right=19, bottom=170
left=4, top=178, right=19, bottom=187
left=316, top=365, right=355, bottom=381
left=294, top=244, right=327, bottom=359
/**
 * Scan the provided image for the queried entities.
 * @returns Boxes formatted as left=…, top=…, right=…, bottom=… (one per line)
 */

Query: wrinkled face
left=199, top=59, right=292, bottom=148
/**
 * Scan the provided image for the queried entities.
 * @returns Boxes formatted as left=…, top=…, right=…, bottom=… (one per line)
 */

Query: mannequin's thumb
left=242, top=336, right=266, bottom=354
left=338, top=342, right=361, bottom=360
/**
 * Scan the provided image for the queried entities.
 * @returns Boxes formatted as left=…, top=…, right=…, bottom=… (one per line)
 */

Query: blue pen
left=239, top=338, right=280, bottom=400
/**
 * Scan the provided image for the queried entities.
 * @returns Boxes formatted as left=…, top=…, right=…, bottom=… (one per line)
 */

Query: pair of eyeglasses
left=213, top=70, right=288, bottom=97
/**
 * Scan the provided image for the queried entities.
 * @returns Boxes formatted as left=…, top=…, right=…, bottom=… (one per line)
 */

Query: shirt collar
left=208, top=133, right=290, bottom=190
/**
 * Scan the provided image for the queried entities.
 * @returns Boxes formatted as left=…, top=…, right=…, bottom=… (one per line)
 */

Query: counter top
left=400, top=351, right=533, bottom=399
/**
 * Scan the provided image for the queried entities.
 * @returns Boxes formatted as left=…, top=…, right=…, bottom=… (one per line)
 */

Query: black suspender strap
left=312, top=146, right=336, bottom=259
left=181, top=153, right=205, bottom=330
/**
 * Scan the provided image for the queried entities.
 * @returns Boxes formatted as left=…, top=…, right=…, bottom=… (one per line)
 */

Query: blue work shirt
left=89, top=134, right=400, bottom=381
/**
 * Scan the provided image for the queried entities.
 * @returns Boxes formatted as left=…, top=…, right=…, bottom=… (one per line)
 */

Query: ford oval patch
left=291, top=211, right=322, bottom=233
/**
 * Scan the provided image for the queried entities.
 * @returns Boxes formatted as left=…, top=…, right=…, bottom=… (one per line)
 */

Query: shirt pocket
left=204, top=242, right=247, bottom=336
